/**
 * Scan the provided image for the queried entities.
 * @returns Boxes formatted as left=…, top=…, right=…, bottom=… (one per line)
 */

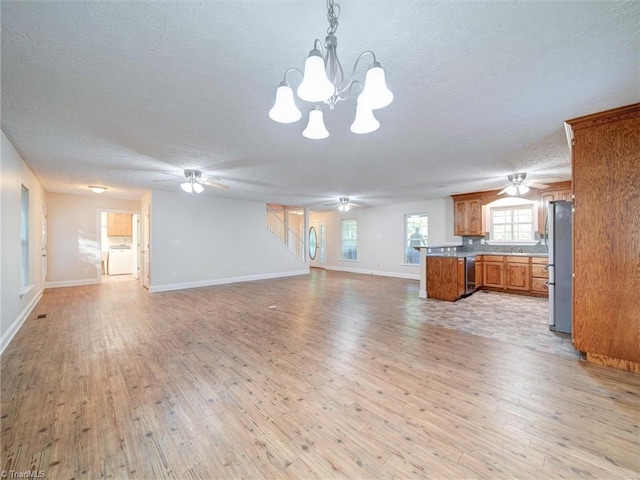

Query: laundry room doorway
left=99, top=210, right=140, bottom=284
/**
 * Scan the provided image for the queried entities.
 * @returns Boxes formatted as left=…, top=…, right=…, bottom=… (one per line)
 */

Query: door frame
left=97, top=208, right=141, bottom=284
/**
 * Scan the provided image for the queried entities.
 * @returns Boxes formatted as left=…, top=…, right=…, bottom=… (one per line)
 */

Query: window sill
left=401, top=263, right=420, bottom=267
left=19, top=284, right=34, bottom=298
left=485, top=240, right=539, bottom=246
left=340, top=259, right=358, bottom=263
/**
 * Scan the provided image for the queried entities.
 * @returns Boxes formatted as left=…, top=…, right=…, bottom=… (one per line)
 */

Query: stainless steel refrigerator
left=547, top=200, right=573, bottom=334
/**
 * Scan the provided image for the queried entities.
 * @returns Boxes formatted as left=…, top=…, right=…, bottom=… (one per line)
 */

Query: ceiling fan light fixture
left=505, top=185, right=518, bottom=196
left=302, top=106, right=329, bottom=139
left=338, top=204, right=350, bottom=212
left=181, top=182, right=193, bottom=194
left=518, top=185, right=530, bottom=195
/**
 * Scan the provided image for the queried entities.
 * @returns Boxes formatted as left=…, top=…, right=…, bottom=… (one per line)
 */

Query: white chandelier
left=269, top=0, right=393, bottom=139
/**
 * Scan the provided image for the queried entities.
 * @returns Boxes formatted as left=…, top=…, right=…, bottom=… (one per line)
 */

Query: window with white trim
left=21, top=185, right=30, bottom=288
left=341, top=219, right=357, bottom=260
left=490, top=204, right=534, bottom=241
left=404, top=213, right=428, bottom=264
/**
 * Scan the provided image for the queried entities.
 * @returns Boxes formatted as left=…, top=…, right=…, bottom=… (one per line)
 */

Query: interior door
left=141, top=206, right=150, bottom=289
left=309, top=221, right=325, bottom=268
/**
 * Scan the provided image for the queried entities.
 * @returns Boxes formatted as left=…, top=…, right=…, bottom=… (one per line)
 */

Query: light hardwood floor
left=2, top=269, right=639, bottom=479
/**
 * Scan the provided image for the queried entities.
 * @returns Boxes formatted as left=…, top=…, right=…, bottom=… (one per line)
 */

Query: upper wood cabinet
left=537, top=181, right=572, bottom=234
left=107, top=213, right=132, bottom=237
left=567, top=103, right=640, bottom=372
left=452, top=194, right=483, bottom=236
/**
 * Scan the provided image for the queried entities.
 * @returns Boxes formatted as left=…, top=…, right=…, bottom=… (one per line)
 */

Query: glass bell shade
left=358, top=62, right=393, bottom=110
left=193, top=182, right=204, bottom=194
left=350, top=103, right=380, bottom=134
left=505, top=185, right=517, bottom=196
left=302, top=106, right=329, bottom=139
left=181, top=182, right=193, bottom=193
left=269, top=82, right=302, bottom=123
left=518, top=185, right=529, bottom=195
left=338, top=204, right=350, bottom=212
left=297, top=49, right=335, bottom=103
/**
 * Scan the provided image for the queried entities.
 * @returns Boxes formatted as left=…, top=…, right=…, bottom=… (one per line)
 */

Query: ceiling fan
left=152, top=169, right=229, bottom=195
left=322, top=197, right=360, bottom=212
left=498, top=173, right=549, bottom=196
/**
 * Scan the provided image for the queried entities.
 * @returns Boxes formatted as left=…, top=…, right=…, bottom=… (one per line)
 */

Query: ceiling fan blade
left=322, top=202, right=337, bottom=206
left=497, top=187, right=508, bottom=195
left=202, top=180, right=229, bottom=190
left=151, top=179, right=177, bottom=183
left=349, top=202, right=362, bottom=207
left=526, top=182, right=549, bottom=189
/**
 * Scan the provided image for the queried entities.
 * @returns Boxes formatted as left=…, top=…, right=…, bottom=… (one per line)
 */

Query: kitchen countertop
left=425, top=251, right=548, bottom=258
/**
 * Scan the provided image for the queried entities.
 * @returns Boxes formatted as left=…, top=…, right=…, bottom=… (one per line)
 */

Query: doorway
left=99, top=210, right=140, bottom=284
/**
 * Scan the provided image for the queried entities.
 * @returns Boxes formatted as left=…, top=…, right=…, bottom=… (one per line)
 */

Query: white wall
left=46, top=193, right=140, bottom=286
left=1, top=131, right=46, bottom=352
left=309, top=198, right=460, bottom=279
left=149, top=190, right=308, bottom=292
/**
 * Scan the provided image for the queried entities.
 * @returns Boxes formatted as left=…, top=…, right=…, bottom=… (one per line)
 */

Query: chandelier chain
left=326, top=0, right=340, bottom=35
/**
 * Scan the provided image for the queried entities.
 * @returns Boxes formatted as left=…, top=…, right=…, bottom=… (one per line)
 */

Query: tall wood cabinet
left=566, top=103, right=640, bottom=373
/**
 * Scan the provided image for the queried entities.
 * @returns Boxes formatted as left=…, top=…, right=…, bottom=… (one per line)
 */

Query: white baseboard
left=149, top=269, right=310, bottom=293
left=46, top=278, right=100, bottom=288
left=325, top=266, right=420, bottom=281
left=1, top=288, right=43, bottom=355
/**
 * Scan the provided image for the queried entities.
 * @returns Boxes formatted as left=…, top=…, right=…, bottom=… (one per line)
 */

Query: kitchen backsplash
left=460, top=235, right=547, bottom=254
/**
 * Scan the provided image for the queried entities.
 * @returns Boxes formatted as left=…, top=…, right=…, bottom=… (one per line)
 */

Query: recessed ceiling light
left=88, top=185, right=107, bottom=193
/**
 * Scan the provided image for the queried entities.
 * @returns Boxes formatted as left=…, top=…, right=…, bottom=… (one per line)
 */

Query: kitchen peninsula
left=419, top=250, right=548, bottom=302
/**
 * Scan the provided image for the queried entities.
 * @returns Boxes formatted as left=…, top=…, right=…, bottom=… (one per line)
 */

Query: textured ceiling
left=2, top=1, right=639, bottom=208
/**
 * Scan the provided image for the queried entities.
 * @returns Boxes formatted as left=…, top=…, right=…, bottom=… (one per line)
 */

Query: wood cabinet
left=452, top=194, right=483, bottom=236
left=482, top=255, right=544, bottom=296
left=537, top=181, right=572, bottom=234
left=505, top=256, right=530, bottom=291
left=483, top=255, right=504, bottom=289
left=566, top=103, right=640, bottom=372
left=530, top=257, right=549, bottom=296
left=107, top=213, right=132, bottom=236
left=426, top=256, right=466, bottom=302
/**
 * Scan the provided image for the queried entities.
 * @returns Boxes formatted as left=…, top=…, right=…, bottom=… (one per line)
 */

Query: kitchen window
left=490, top=204, right=534, bottom=242
left=404, top=213, right=428, bottom=264
left=341, top=219, right=357, bottom=261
